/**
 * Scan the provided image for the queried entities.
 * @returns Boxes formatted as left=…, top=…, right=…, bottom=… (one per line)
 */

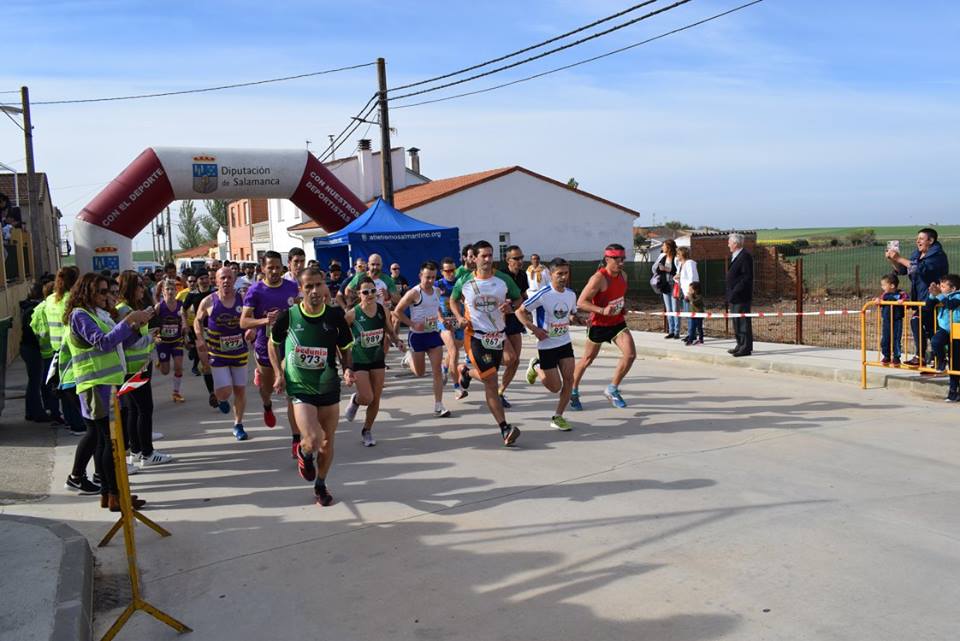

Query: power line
left=317, top=94, right=379, bottom=163
left=389, top=0, right=693, bottom=102
left=25, top=62, right=377, bottom=106
left=319, top=100, right=379, bottom=163
left=393, top=0, right=765, bottom=110
left=389, top=0, right=661, bottom=92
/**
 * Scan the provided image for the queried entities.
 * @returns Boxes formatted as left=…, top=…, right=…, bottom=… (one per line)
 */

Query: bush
left=847, top=229, right=876, bottom=246
left=793, top=238, right=810, bottom=249
left=775, top=243, right=800, bottom=257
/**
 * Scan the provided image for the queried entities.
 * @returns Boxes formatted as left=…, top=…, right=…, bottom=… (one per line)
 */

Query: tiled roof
left=288, top=166, right=639, bottom=232
left=175, top=240, right=217, bottom=258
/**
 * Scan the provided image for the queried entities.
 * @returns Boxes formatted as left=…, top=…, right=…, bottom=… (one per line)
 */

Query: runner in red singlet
left=569, top=243, right=636, bottom=409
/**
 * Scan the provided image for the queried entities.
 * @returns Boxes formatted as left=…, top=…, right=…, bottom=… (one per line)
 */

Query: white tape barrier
left=628, top=309, right=871, bottom=319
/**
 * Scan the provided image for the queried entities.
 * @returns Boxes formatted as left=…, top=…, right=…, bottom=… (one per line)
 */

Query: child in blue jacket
left=928, top=274, right=960, bottom=401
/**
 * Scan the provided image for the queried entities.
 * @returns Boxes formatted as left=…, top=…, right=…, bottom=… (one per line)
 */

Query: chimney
left=407, top=147, right=421, bottom=174
left=356, top=139, right=376, bottom=201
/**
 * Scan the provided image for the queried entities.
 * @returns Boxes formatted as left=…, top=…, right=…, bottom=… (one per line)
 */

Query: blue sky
left=3, top=0, right=959, bottom=250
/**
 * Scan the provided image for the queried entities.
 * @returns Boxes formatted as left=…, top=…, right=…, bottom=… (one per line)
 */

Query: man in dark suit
left=725, top=233, right=753, bottom=357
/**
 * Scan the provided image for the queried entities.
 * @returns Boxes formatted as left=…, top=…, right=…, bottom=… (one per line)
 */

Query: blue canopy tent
left=313, top=198, right=460, bottom=286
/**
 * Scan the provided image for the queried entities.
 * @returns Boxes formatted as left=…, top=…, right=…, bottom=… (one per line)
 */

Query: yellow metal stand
left=99, top=396, right=191, bottom=641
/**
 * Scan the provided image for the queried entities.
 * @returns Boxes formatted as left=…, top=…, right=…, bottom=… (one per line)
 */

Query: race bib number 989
left=294, top=345, right=328, bottom=370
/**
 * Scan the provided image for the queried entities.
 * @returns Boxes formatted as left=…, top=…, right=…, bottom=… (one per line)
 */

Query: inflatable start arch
left=75, top=147, right=366, bottom=272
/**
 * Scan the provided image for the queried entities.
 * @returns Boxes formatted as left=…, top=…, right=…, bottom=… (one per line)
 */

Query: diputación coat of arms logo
left=192, top=155, right=218, bottom=194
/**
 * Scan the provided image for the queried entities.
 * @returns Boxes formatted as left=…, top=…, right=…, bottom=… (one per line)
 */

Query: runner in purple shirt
left=241, top=250, right=301, bottom=433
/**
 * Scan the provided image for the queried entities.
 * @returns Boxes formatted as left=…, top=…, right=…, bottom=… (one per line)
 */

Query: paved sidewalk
left=2, top=332, right=959, bottom=640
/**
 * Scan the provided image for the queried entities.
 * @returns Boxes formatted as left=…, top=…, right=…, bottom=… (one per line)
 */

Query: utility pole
left=21, top=86, right=43, bottom=276
left=165, top=206, right=173, bottom=263
left=376, top=58, right=394, bottom=206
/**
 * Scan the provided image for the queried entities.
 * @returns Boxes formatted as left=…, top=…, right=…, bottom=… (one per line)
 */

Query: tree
left=200, top=199, right=229, bottom=242
left=566, top=177, right=579, bottom=190
left=663, top=220, right=692, bottom=230
left=177, top=200, right=206, bottom=249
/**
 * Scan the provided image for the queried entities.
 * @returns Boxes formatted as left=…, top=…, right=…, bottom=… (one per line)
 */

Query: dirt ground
left=625, top=295, right=880, bottom=351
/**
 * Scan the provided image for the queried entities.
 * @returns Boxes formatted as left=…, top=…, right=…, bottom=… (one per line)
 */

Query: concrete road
left=6, top=331, right=960, bottom=640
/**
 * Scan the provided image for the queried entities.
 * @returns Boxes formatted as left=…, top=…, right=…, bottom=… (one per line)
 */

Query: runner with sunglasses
left=498, top=245, right=529, bottom=408
left=450, top=240, right=523, bottom=446
left=436, top=257, right=467, bottom=399
left=343, top=276, right=402, bottom=446
left=569, top=243, right=637, bottom=409
left=393, top=261, right=452, bottom=419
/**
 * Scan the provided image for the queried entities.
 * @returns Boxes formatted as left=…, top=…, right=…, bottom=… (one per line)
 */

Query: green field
left=784, top=239, right=960, bottom=294
left=757, top=225, right=960, bottom=244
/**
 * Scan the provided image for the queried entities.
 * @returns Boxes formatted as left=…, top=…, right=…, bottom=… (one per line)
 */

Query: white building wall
left=267, top=147, right=427, bottom=254
left=267, top=199, right=307, bottom=254
left=406, top=171, right=636, bottom=261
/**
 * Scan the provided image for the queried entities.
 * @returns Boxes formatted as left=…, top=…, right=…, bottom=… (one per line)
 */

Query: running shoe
left=314, top=484, right=334, bottom=506
left=126, top=463, right=140, bottom=476
left=64, top=474, right=100, bottom=495
left=208, top=393, right=218, bottom=408
left=604, top=385, right=627, bottom=409
left=152, top=431, right=164, bottom=441
left=435, top=406, right=451, bottom=418
left=501, top=424, right=521, bottom=447
left=297, top=446, right=316, bottom=482
left=400, top=350, right=413, bottom=368
left=442, top=365, right=449, bottom=385
left=218, top=400, right=231, bottom=414
left=550, top=415, right=573, bottom=431
left=191, top=365, right=200, bottom=376
left=525, top=357, right=540, bottom=385
left=569, top=390, right=583, bottom=411
left=499, top=395, right=512, bottom=409
left=344, top=393, right=359, bottom=422
left=458, top=365, right=472, bottom=390
left=263, top=405, right=277, bottom=428
left=361, top=429, right=376, bottom=447
left=138, top=451, right=173, bottom=466
left=233, top=423, right=248, bottom=441
left=172, top=392, right=185, bottom=403
left=291, top=439, right=300, bottom=460
left=455, top=388, right=469, bottom=400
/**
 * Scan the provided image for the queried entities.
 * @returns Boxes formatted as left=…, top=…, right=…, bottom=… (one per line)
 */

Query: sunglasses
left=360, top=288, right=377, bottom=296
left=441, top=268, right=455, bottom=273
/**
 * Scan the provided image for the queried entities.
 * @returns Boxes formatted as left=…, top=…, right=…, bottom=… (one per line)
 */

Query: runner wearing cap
left=569, top=243, right=636, bottom=409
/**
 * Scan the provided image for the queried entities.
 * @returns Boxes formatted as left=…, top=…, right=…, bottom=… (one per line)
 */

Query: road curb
left=0, top=514, right=93, bottom=641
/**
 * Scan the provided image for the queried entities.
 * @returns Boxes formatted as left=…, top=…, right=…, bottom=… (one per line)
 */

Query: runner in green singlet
left=343, top=276, right=402, bottom=446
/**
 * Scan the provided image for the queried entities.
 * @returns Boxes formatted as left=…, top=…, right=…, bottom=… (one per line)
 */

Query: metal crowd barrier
left=860, top=299, right=960, bottom=388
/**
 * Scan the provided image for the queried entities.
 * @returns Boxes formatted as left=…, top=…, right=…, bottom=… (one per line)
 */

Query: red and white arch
left=75, top=147, right=366, bottom=272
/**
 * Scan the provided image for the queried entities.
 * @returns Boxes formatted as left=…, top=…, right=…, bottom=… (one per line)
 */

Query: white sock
left=173, top=374, right=183, bottom=393
left=434, top=401, right=444, bottom=412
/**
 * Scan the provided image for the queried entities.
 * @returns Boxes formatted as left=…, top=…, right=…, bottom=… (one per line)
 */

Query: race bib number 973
left=294, top=345, right=328, bottom=370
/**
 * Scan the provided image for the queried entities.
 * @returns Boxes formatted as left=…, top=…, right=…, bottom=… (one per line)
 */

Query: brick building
left=227, top=198, right=268, bottom=262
